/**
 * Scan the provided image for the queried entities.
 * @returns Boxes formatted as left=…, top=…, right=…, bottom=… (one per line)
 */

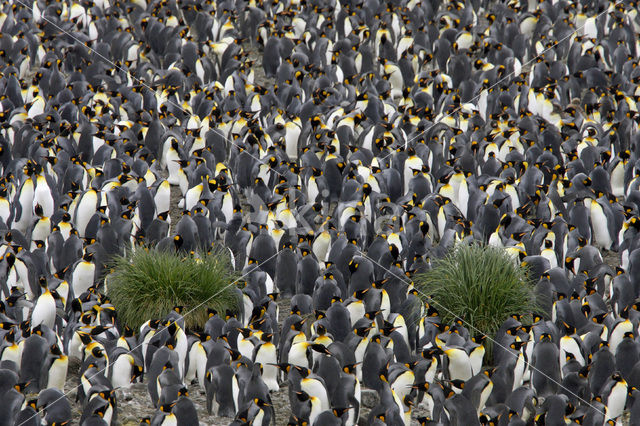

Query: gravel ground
left=68, top=33, right=506, bottom=426
left=60, top=294, right=430, bottom=425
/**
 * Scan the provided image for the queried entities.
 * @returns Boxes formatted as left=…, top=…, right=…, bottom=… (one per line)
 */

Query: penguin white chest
left=590, top=201, right=612, bottom=250
left=47, top=357, right=69, bottom=390
left=72, top=262, right=96, bottom=296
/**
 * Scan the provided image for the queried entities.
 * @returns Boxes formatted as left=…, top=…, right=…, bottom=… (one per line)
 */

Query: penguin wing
left=12, top=195, right=23, bottom=223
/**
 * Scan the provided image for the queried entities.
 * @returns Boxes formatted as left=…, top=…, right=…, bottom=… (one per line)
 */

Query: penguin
left=40, top=343, right=68, bottom=391
left=37, top=388, right=72, bottom=425
left=173, top=387, right=199, bottom=426
left=73, top=189, right=100, bottom=238
left=14, top=399, right=40, bottom=426
left=147, top=348, right=180, bottom=408
left=461, top=371, right=494, bottom=414
left=253, top=333, right=278, bottom=392
left=602, top=373, right=628, bottom=423
left=150, top=403, right=178, bottom=426
left=109, top=347, right=143, bottom=389
left=0, top=381, right=28, bottom=424
left=72, top=251, right=96, bottom=297
left=205, top=364, right=239, bottom=417
left=19, top=333, right=49, bottom=393
left=531, top=333, right=561, bottom=398
left=184, top=334, right=207, bottom=390
left=444, top=347, right=473, bottom=381
left=589, top=198, right=614, bottom=250
left=12, top=170, right=35, bottom=235
left=31, top=276, right=56, bottom=330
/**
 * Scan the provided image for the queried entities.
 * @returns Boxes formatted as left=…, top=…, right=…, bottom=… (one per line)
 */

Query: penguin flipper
left=12, top=200, right=22, bottom=225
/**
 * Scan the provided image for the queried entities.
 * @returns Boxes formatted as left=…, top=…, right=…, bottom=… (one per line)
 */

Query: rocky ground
left=60, top=297, right=428, bottom=425
left=57, top=35, right=625, bottom=426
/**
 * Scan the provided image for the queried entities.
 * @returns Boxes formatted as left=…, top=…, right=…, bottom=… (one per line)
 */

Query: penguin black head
left=50, top=344, right=63, bottom=356
left=4, top=252, right=16, bottom=268
left=91, top=403, right=108, bottom=419
left=166, top=321, right=178, bottom=335
left=173, top=235, right=184, bottom=249
left=295, top=391, right=310, bottom=402
left=539, top=333, right=552, bottom=342
left=472, top=334, right=487, bottom=344
left=562, top=321, right=576, bottom=335
left=353, top=288, right=369, bottom=300
left=37, top=275, right=48, bottom=289
left=310, top=343, right=332, bottom=356
left=3, top=327, right=15, bottom=343
left=364, top=310, right=381, bottom=320
left=254, top=398, right=271, bottom=409
left=354, top=326, right=372, bottom=338
left=338, top=362, right=357, bottom=375
left=612, top=372, right=625, bottom=382
left=14, top=382, right=30, bottom=393
left=237, top=327, right=253, bottom=339
left=165, top=335, right=177, bottom=351
left=159, top=402, right=175, bottom=413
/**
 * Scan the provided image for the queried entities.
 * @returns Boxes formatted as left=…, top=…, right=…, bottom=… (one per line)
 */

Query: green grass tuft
left=106, top=246, right=240, bottom=330
left=415, top=243, right=536, bottom=341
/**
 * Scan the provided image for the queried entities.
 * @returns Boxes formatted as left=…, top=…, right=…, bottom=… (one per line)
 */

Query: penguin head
left=612, top=372, right=625, bottom=383
left=3, top=328, right=15, bottom=344
left=50, top=344, right=63, bottom=357
left=38, top=275, right=48, bottom=289
left=332, top=407, right=350, bottom=418
left=4, top=252, right=15, bottom=268
left=252, top=397, right=271, bottom=409
left=449, top=379, right=466, bottom=392
left=348, top=259, right=359, bottom=273
left=166, top=321, right=178, bottom=335
left=309, top=343, right=332, bottom=356
left=91, top=403, right=108, bottom=419
left=295, top=390, right=310, bottom=402
left=274, top=363, right=292, bottom=374
left=561, top=321, right=576, bottom=335
left=354, top=326, right=372, bottom=337
left=159, top=402, right=176, bottom=413
left=472, top=334, right=487, bottom=345
left=364, top=310, right=381, bottom=320
left=98, top=389, right=115, bottom=405
left=132, top=364, right=143, bottom=381
left=91, top=346, right=104, bottom=358
left=237, top=327, right=253, bottom=339
left=165, top=335, right=177, bottom=350
left=14, top=382, right=30, bottom=393
left=34, top=203, right=45, bottom=217
left=353, top=288, right=369, bottom=300
left=539, top=332, right=552, bottom=342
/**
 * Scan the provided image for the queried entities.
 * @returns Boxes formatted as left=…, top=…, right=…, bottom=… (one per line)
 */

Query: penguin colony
left=1, top=0, right=640, bottom=424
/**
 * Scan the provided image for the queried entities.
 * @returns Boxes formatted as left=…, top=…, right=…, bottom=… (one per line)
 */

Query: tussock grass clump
left=416, top=243, right=536, bottom=338
left=107, top=246, right=239, bottom=330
